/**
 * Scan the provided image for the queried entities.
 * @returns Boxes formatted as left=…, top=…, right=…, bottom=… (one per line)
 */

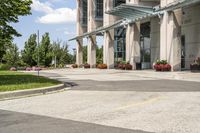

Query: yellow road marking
left=115, top=96, right=166, bottom=111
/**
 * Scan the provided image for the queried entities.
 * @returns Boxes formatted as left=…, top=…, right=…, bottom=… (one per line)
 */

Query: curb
left=0, top=84, right=71, bottom=101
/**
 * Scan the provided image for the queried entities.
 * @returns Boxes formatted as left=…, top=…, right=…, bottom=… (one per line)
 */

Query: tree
left=83, top=46, right=87, bottom=64
left=52, top=40, right=62, bottom=67
left=51, top=41, right=74, bottom=67
left=96, top=45, right=103, bottom=64
left=60, top=42, right=72, bottom=65
left=0, top=0, right=32, bottom=47
left=22, top=34, right=37, bottom=66
left=3, top=43, right=19, bottom=66
left=0, top=42, right=11, bottom=63
left=39, top=33, right=52, bottom=67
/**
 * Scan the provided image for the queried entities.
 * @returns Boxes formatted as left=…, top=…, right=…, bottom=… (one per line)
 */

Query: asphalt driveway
left=0, top=69, right=200, bottom=133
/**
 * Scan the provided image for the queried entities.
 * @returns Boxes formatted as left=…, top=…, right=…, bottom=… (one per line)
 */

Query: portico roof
left=106, top=4, right=155, bottom=20
left=69, top=0, right=200, bottom=42
left=68, top=19, right=124, bottom=41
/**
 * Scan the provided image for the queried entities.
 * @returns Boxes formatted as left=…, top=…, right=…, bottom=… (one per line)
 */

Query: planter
left=154, top=64, right=171, bottom=72
left=72, top=64, right=78, bottom=68
left=97, top=64, right=107, bottom=69
left=117, top=64, right=125, bottom=70
left=125, top=64, right=132, bottom=70
left=84, top=64, right=90, bottom=69
left=117, top=64, right=132, bottom=70
left=190, top=64, right=200, bottom=72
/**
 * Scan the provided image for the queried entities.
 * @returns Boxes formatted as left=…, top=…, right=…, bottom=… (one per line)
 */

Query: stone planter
left=84, top=64, right=90, bottom=69
left=154, top=64, right=171, bottom=72
left=190, top=64, right=200, bottom=72
left=72, top=64, right=78, bottom=68
left=97, top=64, right=107, bottom=69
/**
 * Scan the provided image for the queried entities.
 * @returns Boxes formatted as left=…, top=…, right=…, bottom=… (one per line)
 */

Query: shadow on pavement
left=0, top=110, right=153, bottom=133
left=64, top=80, right=200, bottom=92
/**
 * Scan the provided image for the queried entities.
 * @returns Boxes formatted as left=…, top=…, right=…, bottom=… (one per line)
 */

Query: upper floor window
left=95, top=0, right=103, bottom=18
left=81, top=0, right=88, bottom=25
left=113, top=0, right=126, bottom=7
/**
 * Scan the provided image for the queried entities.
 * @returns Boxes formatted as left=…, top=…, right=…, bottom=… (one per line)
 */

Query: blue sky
left=13, top=0, right=77, bottom=53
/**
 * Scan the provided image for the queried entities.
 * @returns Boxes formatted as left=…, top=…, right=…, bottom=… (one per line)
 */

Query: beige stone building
left=69, top=0, right=200, bottom=71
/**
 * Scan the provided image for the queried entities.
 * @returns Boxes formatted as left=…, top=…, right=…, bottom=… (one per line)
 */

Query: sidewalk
left=34, top=68, right=200, bottom=82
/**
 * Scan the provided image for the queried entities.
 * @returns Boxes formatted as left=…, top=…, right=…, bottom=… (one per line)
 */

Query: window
left=114, top=27, right=126, bottom=64
left=95, top=0, right=103, bottom=19
left=113, top=0, right=126, bottom=7
left=81, top=0, right=88, bottom=25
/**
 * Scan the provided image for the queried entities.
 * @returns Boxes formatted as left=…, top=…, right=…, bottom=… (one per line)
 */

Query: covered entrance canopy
left=68, top=19, right=124, bottom=41
left=106, top=4, right=155, bottom=23
left=69, top=4, right=156, bottom=42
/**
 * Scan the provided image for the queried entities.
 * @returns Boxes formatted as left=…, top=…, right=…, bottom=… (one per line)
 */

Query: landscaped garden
left=0, top=71, right=61, bottom=92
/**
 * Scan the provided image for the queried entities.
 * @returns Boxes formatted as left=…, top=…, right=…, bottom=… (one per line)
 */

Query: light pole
left=37, top=30, right=40, bottom=76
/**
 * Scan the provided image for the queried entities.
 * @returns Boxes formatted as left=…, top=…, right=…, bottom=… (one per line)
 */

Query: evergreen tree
left=52, top=40, right=62, bottom=67
left=60, top=43, right=71, bottom=65
left=39, top=33, right=52, bottom=67
left=22, top=34, right=37, bottom=66
left=3, top=43, right=19, bottom=66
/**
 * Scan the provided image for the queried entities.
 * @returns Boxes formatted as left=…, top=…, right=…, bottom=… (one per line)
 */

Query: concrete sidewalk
left=30, top=68, right=200, bottom=82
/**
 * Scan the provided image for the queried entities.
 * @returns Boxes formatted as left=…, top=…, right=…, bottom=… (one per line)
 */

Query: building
left=69, top=0, right=200, bottom=71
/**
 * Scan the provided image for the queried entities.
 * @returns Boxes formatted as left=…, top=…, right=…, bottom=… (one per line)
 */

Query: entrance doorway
left=140, top=22, right=151, bottom=69
left=181, top=35, right=186, bottom=70
left=114, top=27, right=126, bottom=65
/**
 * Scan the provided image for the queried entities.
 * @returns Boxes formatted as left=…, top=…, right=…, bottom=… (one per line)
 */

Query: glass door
left=140, top=22, right=151, bottom=69
left=181, top=35, right=186, bottom=70
left=114, top=27, right=126, bottom=65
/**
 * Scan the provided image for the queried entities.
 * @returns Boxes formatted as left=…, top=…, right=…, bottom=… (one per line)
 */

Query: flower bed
left=190, top=57, right=200, bottom=72
left=97, top=64, right=107, bottom=69
left=32, top=66, right=42, bottom=71
left=10, top=67, right=17, bottom=71
left=84, top=63, right=90, bottom=69
left=72, top=64, right=78, bottom=68
left=154, top=60, right=171, bottom=72
left=26, top=67, right=32, bottom=71
left=117, top=61, right=132, bottom=70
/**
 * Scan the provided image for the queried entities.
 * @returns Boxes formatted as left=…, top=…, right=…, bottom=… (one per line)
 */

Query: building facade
left=70, top=0, right=200, bottom=71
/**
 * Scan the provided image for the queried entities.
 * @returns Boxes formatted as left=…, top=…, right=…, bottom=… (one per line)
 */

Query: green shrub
left=0, top=64, right=11, bottom=70
left=156, top=60, right=168, bottom=65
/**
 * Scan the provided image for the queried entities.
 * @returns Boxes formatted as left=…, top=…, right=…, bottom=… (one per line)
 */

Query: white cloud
left=31, top=0, right=53, bottom=13
left=31, top=0, right=76, bottom=24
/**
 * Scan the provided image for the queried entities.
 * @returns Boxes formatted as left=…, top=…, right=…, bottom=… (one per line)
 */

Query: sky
left=13, top=0, right=77, bottom=53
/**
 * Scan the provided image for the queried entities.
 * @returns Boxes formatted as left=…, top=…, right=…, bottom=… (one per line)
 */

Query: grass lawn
left=0, top=71, right=61, bottom=92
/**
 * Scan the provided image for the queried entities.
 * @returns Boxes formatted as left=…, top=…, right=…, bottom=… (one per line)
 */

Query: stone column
left=126, top=22, right=140, bottom=70
left=87, top=35, right=96, bottom=68
left=160, top=10, right=182, bottom=71
left=76, top=39, right=83, bottom=66
left=76, top=0, right=83, bottom=67
left=103, top=0, right=115, bottom=68
left=87, top=0, right=96, bottom=68
left=103, top=31, right=114, bottom=68
left=159, top=0, right=182, bottom=71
